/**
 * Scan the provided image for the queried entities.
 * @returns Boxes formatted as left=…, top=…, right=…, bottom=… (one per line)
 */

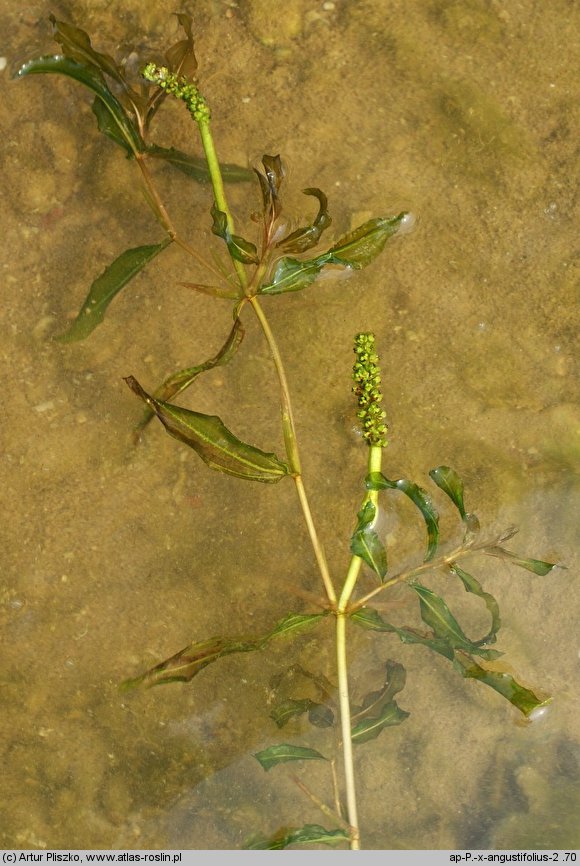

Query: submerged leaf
left=49, top=14, right=125, bottom=85
left=165, top=12, right=198, bottom=79
left=278, top=188, right=332, bottom=254
left=412, top=583, right=501, bottom=660
left=483, top=547, right=558, bottom=576
left=428, top=465, right=467, bottom=519
left=453, top=653, right=551, bottom=717
left=270, top=698, right=333, bottom=729
left=135, top=319, right=245, bottom=436
left=245, top=824, right=349, bottom=850
left=327, top=213, right=407, bottom=268
left=351, top=700, right=409, bottom=744
left=211, top=204, right=259, bottom=264
left=121, top=635, right=259, bottom=688
left=125, top=377, right=290, bottom=482
left=267, top=612, right=328, bottom=639
left=351, top=660, right=409, bottom=743
left=350, top=608, right=455, bottom=660
left=367, top=472, right=439, bottom=561
left=258, top=253, right=331, bottom=295
left=16, top=55, right=144, bottom=155
left=147, top=144, right=253, bottom=182
left=254, top=744, right=327, bottom=771
left=350, top=500, right=388, bottom=580
left=450, top=564, right=501, bottom=646
left=57, top=239, right=172, bottom=342
left=122, top=610, right=327, bottom=689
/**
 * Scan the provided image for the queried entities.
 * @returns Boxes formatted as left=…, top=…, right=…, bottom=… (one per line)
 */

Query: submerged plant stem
left=336, top=611, right=360, bottom=849
left=250, top=296, right=337, bottom=608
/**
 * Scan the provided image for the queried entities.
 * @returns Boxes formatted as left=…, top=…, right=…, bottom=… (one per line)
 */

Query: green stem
left=197, top=119, right=248, bottom=290
left=250, top=296, right=337, bottom=608
left=336, top=611, right=360, bottom=850
left=335, top=441, right=384, bottom=847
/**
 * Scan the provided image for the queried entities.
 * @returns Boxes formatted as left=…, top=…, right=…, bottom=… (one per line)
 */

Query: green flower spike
left=142, top=63, right=210, bottom=123
left=352, top=332, right=388, bottom=448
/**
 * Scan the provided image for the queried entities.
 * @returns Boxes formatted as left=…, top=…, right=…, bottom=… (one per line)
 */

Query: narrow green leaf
left=57, top=239, right=172, bottom=342
left=367, top=472, right=439, bottom=561
left=211, top=204, right=258, bottom=264
left=453, top=653, right=552, bottom=717
left=267, top=612, right=328, bottom=639
left=351, top=659, right=408, bottom=744
left=350, top=608, right=455, bottom=660
left=122, top=610, right=326, bottom=690
left=121, top=635, right=261, bottom=689
left=91, top=97, right=133, bottom=154
left=258, top=253, right=331, bottom=295
left=146, top=144, right=253, bottom=182
left=429, top=465, right=467, bottom=519
left=125, top=376, right=290, bottom=482
left=483, top=546, right=558, bottom=576
left=269, top=698, right=333, bottom=730
left=245, top=824, right=349, bottom=849
left=254, top=744, right=327, bottom=771
left=165, top=12, right=198, bottom=79
left=16, top=56, right=144, bottom=155
left=278, top=188, right=332, bottom=254
left=48, top=14, right=126, bottom=85
left=450, top=564, right=501, bottom=646
left=270, top=699, right=314, bottom=728
left=326, top=213, right=407, bottom=269
left=350, top=500, right=387, bottom=580
left=134, top=319, right=245, bottom=436
left=351, top=700, right=409, bottom=744
left=412, top=583, right=501, bottom=660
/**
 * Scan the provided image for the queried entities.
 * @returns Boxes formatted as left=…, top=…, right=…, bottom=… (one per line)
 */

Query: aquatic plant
left=16, top=15, right=557, bottom=850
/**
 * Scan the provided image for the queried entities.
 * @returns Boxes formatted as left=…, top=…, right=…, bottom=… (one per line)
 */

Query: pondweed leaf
left=350, top=607, right=455, bottom=660
left=366, top=472, right=440, bottom=560
left=211, top=204, right=259, bottom=264
left=327, top=213, right=407, bottom=268
left=122, top=611, right=328, bottom=689
left=350, top=500, right=388, bottom=580
left=245, top=824, right=349, bottom=849
left=254, top=744, right=327, bottom=771
left=147, top=144, right=253, bottom=182
left=270, top=698, right=333, bottom=729
left=165, top=12, right=198, bottom=79
left=429, top=465, right=467, bottom=519
left=483, top=546, right=558, bottom=576
left=453, top=653, right=551, bottom=717
left=57, top=239, right=172, bottom=342
left=125, top=376, right=290, bottom=482
left=258, top=253, right=331, bottom=295
left=450, top=564, right=501, bottom=646
left=351, top=660, right=409, bottom=744
left=49, top=14, right=126, bottom=86
left=411, top=583, right=501, bottom=660
left=16, top=55, right=144, bottom=156
left=278, top=188, right=332, bottom=254
left=351, top=701, right=409, bottom=744
left=134, top=318, right=245, bottom=437
left=259, top=212, right=406, bottom=295
left=122, top=635, right=260, bottom=688
left=267, top=612, right=328, bottom=638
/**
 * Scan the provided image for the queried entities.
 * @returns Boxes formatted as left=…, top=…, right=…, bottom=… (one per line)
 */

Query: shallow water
left=1, top=0, right=579, bottom=851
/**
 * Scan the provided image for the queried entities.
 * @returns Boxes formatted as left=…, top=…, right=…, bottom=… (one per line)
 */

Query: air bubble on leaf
left=397, top=212, right=417, bottom=235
